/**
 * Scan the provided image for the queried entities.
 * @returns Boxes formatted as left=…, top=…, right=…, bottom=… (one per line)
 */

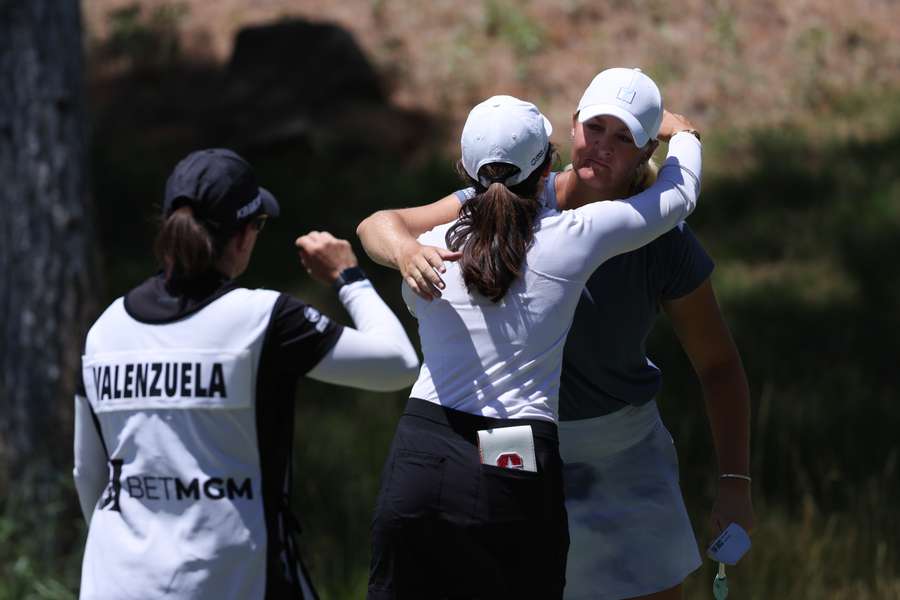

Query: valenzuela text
left=91, top=361, right=227, bottom=400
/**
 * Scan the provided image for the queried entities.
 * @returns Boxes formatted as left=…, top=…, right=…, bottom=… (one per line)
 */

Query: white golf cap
left=461, top=95, right=553, bottom=187
left=576, top=67, right=663, bottom=148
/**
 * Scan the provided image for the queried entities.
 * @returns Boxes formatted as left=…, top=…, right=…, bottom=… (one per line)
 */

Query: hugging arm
left=356, top=195, right=462, bottom=301
left=663, top=279, right=755, bottom=540
left=561, top=130, right=703, bottom=280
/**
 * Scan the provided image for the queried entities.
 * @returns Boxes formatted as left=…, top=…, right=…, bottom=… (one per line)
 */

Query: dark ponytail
left=154, top=205, right=218, bottom=283
left=446, top=144, right=555, bottom=302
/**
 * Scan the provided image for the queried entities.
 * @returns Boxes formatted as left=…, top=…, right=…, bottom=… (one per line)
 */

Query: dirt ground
left=82, top=0, right=900, bottom=143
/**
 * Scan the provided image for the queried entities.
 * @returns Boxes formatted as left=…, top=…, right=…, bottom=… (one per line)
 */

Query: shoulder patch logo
left=303, top=305, right=321, bottom=323
left=304, top=305, right=331, bottom=332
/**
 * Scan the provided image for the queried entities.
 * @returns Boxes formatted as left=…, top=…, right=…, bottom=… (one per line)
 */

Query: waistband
left=558, top=400, right=662, bottom=461
left=405, top=398, right=558, bottom=442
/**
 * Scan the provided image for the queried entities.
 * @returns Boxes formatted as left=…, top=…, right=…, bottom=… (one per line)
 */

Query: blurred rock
left=220, top=19, right=432, bottom=154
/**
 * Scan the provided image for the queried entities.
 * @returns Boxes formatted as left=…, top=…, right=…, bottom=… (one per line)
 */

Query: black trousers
left=368, top=399, right=569, bottom=600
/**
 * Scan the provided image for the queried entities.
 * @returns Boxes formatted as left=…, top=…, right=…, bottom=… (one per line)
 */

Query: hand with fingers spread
left=295, top=230, right=358, bottom=286
left=397, top=239, right=462, bottom=301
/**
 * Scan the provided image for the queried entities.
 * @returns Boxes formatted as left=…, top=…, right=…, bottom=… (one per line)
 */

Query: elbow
left=400, top=352, right=421, bottom=385
left=73, top=466, right=84, bottom=492
left=696, top=353, right=748, bottom=392
left=369, top=350, right=420, bottom=391
left=356, top=211, right=381, bottom=240
left=675, top=182, right=698, bottom=212
left=380, top=352, right=420, bottom=391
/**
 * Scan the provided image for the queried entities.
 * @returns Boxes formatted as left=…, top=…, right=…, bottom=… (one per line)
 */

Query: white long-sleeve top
left=308, top=280, right=419, bottom=390
left=405, top=132, right=701, bottom=422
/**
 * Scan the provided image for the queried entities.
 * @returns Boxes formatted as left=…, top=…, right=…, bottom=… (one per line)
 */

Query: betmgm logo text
left=101, top=459, right=253, bottom=512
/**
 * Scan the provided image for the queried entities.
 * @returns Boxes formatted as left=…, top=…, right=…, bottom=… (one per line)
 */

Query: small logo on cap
left=236, top=194, right=262, bottom=219
left=616, top=87, right=636, bottom=104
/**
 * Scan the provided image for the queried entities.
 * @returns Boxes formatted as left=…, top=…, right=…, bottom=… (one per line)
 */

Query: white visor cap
left=461, top=95, right=553, bottom=188
left=577, top=68, right=663, bottom=148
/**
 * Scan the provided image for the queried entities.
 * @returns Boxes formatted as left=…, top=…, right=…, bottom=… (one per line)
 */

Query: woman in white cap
left=359, top=68, right=751, bottom=600
left=73, top=148, right=419, bottom=600
left=364, top=94, right=702, bottom=599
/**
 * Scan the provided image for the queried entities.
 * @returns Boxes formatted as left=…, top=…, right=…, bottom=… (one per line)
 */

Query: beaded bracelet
left=720, top=473, right=752, bottom=483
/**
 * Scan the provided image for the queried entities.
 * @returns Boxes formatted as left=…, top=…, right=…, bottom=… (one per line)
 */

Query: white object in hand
left=707, top=522, right=751, bottom=565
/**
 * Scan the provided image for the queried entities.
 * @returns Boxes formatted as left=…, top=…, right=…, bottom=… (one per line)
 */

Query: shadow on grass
left=653, top=123, right=900, bottom=596
left=88, top=14, right=446, bottom=304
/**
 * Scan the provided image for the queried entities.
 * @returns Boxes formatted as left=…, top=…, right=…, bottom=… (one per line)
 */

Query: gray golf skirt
left=559, top=401, right=702, bottom=600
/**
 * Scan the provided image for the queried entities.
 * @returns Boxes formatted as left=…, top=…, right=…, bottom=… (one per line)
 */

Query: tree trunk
left=0, top=0, right=95, bottom=490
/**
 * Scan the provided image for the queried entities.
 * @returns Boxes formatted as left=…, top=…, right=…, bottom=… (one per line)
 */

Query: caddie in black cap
left=164, top=148, right=280, bottom=235
left=76, top=145, right=421, bottom=600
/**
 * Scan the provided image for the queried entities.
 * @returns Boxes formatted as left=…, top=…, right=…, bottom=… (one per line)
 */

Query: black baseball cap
left=163, top=148, right=280, bottom=234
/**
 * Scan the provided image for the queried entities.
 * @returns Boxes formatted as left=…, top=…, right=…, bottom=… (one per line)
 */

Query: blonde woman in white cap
left=549, top=68, right=752, bottom=600
left=359, top=68, right=752, bottom=600
left=363, top=94, right=702, bottom=599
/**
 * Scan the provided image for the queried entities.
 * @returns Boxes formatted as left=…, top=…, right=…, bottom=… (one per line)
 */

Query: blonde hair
left=632, top=157, right=659, bottom=194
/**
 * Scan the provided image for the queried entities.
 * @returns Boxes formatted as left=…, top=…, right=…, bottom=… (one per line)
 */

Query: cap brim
left=578, top=104, right=650, bottom=147
left=259, top=187, right=280, bottom=218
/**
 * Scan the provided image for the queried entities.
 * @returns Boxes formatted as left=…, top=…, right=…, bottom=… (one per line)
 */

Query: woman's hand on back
left=657, top=110, right=699, bottom=143
left=398, top=239, right=461, bottom=302
left=295, top=231, right=358, bottom=286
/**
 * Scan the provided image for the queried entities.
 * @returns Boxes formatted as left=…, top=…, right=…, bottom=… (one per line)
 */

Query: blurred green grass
left=654, top=97, right=900, bottom=598
left=4, top=77, right=900, bottom=600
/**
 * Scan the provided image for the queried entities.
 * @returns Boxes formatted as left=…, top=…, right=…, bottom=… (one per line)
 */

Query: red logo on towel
left=496, top=452, right=525, bottom=470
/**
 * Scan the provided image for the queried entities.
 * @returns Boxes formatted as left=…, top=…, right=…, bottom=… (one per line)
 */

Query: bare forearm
left=699, top=354, right=751, bottom=475
left=357, top=197, right=462, bottom=300
left=702, top=354, right=755, bottom=535
left=664, top=280, right=754, bottom=534
left=357, top=210, right=418, bottom=270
